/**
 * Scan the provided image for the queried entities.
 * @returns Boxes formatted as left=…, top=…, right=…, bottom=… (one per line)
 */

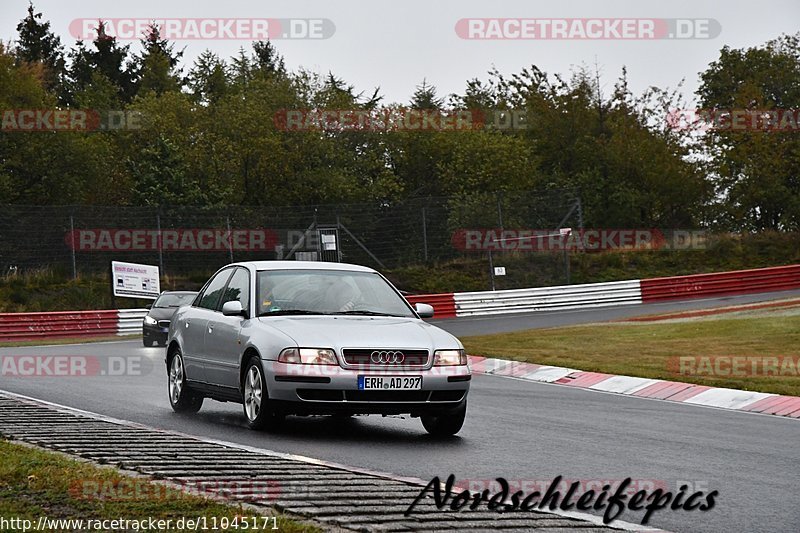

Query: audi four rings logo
left=370, top=350, right=405, bottom=364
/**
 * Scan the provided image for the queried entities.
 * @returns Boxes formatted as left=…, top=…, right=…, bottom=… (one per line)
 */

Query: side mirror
left=222, top=300, right=245, bottom=317
left=414, top=303, right=434, bottom=318
left=145, top=304, right=152, bottom=309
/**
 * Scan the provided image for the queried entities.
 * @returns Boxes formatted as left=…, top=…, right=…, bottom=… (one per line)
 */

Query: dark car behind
left=142, top=291, right=197, bottom=347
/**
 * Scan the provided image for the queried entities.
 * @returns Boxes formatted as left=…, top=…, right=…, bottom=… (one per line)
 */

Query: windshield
left=257, top=269, right=415, bottom=318
left=153, top=293, right=196, bottom=308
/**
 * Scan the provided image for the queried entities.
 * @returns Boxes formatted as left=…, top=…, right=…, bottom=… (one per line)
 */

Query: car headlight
left=278, top=348, right=337, bottom=365
left=143, top=316, right=157, bottom=326
left=433, top=349, right=467, bottom=366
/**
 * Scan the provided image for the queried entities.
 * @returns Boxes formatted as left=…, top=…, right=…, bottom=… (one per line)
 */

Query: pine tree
left=410, top=80, right=444, bottom=110
left=133, top=23, right=184, bottom=96
left=14, top=3, right=66, bottom=95
left=188, top=51, right=229, bottom=105
left=66, top=20, right=135, bottom=105
left=252, top=40, right=285, bottom=78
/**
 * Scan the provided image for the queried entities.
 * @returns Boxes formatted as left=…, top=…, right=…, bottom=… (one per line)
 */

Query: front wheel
left=421, top=401, right=467, bottom=436
left=242, top=357, right=283, bottom=430
left=168, top=350, right=203, bottom=413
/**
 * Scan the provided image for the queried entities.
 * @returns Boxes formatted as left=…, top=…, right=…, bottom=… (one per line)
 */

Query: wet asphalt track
left=1, top=290, right=799, bottom=533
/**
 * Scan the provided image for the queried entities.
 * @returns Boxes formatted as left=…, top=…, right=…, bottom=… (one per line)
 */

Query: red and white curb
left=468, top=356, right=800, bottom=419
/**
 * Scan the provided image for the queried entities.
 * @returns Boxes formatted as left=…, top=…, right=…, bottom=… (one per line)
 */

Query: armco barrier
left=0, top=310, right=121, bottom=341
left=1, top=264, right=798, bottom=339
left=117, top=309, right=148, bottom=335
left=405, top=293, right=457, bottom=318
left=454, top=279, right=642, bottom=317
left=640, top=264, right=800, bottom=303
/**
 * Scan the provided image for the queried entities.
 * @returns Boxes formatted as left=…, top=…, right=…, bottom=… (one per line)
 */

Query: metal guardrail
left=0, top=310, right=121, bottom=341
left=640, top=264, right=800, bottom=302
left=116, top=309, right=147, bottom=336
left=405, top=293, right=457, bottom=318
left=1, top=264, right=798, bottom=339
left=453, top=280, right=643, bottom=316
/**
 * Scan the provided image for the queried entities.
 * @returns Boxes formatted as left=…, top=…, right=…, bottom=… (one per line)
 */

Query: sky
left=2, top=0, right=799, bottom=105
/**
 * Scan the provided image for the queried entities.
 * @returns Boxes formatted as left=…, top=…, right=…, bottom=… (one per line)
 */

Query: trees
left=698, top=34, right=800, bottom=231
left=65, top=21, right=135, bottom=106
left=0, top=1, right=794, bottom=237
left=14, top=3, right=65, bottom=96
left=133, top=24, right=184, bottom=97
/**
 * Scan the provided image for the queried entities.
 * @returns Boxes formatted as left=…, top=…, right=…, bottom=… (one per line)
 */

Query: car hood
left=146, top=307, right=178, bottom=320
left=257, top=316, right=462, bottom=352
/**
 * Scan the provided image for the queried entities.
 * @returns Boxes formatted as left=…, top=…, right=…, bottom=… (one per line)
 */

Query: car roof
left=235, top=261, right=377, bottom=273
left=159, top=290, right=198, bottom=295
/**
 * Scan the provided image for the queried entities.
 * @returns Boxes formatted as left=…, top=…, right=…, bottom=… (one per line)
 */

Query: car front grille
left=295, top=389, right=466, bottom=403
left=341, top=349, right=429, bottom=368
left=157, top=320, right=171, bottom=329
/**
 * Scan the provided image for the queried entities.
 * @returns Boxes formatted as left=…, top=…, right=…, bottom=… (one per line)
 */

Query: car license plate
left=358, top=376, right=422, bottom=390
left=160, top=327, right=169, bottom=333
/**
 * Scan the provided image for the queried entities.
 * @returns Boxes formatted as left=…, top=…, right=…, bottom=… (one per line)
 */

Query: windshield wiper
left=258, top=310, right=325, bottom=317
left=334, top=310, right=404, bottom=317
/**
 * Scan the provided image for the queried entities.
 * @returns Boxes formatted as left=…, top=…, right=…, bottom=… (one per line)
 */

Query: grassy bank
left=389, top=231, right=800, bottom=293
left=461, top=313, right=800, bottom=396
left=0, top=269, right=206, bottom=313
left=1, top=231, right=799, bottom=311
left=0, top=440, right=317, bottom=532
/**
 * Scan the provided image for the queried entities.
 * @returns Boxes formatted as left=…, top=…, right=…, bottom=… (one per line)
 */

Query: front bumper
left=142, top=323, right=169, bottom=344
left=264, top=360, right=471, bottom=416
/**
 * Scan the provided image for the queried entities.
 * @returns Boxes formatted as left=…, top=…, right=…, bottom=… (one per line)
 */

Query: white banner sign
left=111, top=261, right=160, bottom=299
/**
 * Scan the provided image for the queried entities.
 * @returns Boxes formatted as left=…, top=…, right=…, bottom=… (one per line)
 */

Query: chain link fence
left=0, top=190, right=583, bottom=292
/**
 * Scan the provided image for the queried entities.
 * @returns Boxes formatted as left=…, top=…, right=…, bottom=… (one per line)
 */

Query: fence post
left=226, top=216, right=234, bottom=262
left=496, top=191, right=504, bottom=230
left=156, top=210, right=164, bottom=274
left=488, top=249, right=496, bottom=291
left=69, top=215, right=77, bottom=280
left=422, top=207, right=428, bottom=262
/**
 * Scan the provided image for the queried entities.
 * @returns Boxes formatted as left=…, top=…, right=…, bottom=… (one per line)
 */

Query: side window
left=197, top=269, right=233, bottom=310
left=221, top=268, right=250, bottom=313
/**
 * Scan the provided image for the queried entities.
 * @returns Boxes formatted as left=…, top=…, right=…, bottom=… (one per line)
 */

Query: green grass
left=462, top=314, right=800, bottom=396
left=0, top=440, right=318, bottom=532
left=3, top=231, right=799, bottom=310
left=0, top=268, right=205, bottom=313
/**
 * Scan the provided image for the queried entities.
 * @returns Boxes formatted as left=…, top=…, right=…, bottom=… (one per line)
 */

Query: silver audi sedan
left=165, top=261, right=471, bottom=435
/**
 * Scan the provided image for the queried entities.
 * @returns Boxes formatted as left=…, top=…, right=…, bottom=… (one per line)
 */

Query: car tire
left=143, top=338, right=153, bottom=347
left=168, top=349, right=203, bottom=413
left=242, top=357, right=283, bottom=431
left=421, top=401, right=467, bottom=436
